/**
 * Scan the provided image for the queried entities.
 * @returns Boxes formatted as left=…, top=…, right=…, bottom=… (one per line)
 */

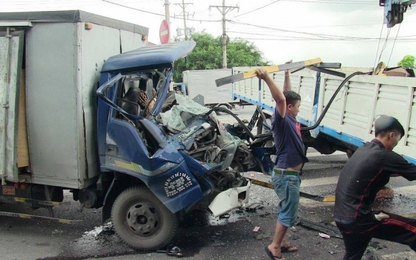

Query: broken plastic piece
left=208, top=181, right=251, bottom=216
left=374, top=212, right=390, bottom=221
left=319, top=233, right=330, bottom=239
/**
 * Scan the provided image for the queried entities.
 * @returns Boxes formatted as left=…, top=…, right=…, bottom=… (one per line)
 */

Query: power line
left=102, top=0, right=220, bottom=22
left=279, top=0, right=375, bottom=4
left=227, top=20, right=416, bottom=41
left=102, top=0, right=165, bottom=16
left=226, top=29, right=416, bottom=41
left=232, top=0, right=280, bottom=18
left=234, top=36, right=416, bottom=42
left=5, top=0, right=374, bottom=5
left=234, top=35, right=416, bottom=42
left=1, top=0, right=102, bottom=6
left=275, top=22, right=384, bottom=29
left=228, top=20, right=351, bottom=39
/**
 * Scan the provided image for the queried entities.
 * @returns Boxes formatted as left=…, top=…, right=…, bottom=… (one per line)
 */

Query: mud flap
left=208, top=181, right=251, bottom=217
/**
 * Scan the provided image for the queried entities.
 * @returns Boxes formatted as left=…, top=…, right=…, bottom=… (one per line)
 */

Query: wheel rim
left=126, top=202, right=161, bottom=237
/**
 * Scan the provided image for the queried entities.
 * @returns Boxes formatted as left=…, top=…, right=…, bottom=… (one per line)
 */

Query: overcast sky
left=2, top=0, right=416, bottom=68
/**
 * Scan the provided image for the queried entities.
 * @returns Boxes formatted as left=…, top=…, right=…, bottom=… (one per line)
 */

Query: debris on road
left=156, top=245, right=183, bottom=257
left=298, top=218, right=342, bottom=238
left=319, top=233, right=331, bottom=239
left=253, top=226, right=260, bottom=232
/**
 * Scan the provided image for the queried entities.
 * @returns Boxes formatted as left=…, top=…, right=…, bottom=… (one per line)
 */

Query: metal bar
left=246, top=106, right=260, bottom=132
left=300, top=191, right=335, bottom=202
left=0, top=196, right=68, bottom=207
left=1, top=27, right=12, bottom=185
left=241, top=171, right=335, bottom=202
left=0, top=21, right=32, bottom=27
left=298, top=217, right=342, bottom=238
left=0, top=211, right=81, bottom=224
left=290, top=67, right=305, bottom=74
left=308, top=66, right=346, bottom=78
left=315, top=62, right=342, bottom=69
left=215, top=58, right=323, bottom=87
left=14, top=197, right=65, bottom=207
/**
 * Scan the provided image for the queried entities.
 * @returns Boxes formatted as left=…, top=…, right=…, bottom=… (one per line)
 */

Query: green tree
left=173, top=33, right=269, bottom=81
left=397, top=55, right=415, bottom=68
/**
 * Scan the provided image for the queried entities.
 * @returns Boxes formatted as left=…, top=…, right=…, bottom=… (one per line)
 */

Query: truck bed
left=232, top=66, right=416, bottom=164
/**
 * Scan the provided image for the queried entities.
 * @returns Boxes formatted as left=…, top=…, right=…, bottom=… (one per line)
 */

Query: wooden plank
left=17, top=69, right=29, bottom=167
left=215, top=58, right=322, bottom=87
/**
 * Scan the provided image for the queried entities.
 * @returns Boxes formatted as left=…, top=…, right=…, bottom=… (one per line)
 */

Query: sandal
left=281, top=245, right=298, bottom=253
left=264, top=246, right=285, bottom=260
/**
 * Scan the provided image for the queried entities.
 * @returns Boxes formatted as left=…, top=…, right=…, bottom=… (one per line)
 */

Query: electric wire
left=228, top=20, right=416, bottom=41
left=228, top=20, right=347, bottom=39
left=232, top=0, right=280, bottom=18
left=373, top=21, right=385, bottom=70
left=1, top=0, right=101, bottom=6
left=4, top=0, right=415, bottom=48
left=387, top=23, right=402, bottom=67
left=102, top=0, right=221, bottom=22
left=376, top=28, right=391, bottom=67
left=227, top=29, right=416, bottom=41
left=279, top=0, right=375, bottom=4
left=1, top=0, right=374, bottom=4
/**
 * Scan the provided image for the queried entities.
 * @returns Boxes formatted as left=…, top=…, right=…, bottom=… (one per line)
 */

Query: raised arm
left=256, top=68, right=286, bottom=118
left=283, top=60, right=293, bottom=92
left=283, top=69, right=292, bottom=92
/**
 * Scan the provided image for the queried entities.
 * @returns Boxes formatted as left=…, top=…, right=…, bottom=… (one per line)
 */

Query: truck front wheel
left=111, top=186, right=178, bottom=250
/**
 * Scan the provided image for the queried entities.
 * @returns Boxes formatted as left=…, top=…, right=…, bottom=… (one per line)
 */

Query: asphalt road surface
left=1, top=106, right=416, bottom=260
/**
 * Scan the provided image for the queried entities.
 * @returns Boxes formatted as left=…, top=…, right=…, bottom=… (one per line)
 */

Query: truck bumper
left=208, top=180, right=251, bottom=217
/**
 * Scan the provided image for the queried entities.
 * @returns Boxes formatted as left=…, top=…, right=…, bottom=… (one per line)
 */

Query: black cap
left=374, top=115, right=405, bottom=137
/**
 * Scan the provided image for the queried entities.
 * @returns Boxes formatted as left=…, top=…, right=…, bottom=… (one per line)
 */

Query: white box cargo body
left=0, top=10, right=148, bottom=188
left=183, top=69, right=233, bottom=105
left=232, top=66, right=416, bottom=164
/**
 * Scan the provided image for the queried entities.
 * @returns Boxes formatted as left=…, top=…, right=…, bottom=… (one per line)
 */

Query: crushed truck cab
left=97, top=41, right=252, bottom=250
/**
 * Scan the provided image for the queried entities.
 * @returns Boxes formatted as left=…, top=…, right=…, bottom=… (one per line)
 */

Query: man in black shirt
left=334, top=115, right=416, bottom=260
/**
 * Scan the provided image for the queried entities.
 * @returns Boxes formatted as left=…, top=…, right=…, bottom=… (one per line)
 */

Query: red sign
left=159, top=20, right=170, bottom=44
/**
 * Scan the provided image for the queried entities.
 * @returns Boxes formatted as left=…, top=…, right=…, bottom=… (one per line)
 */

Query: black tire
left=111, top=186, right=178, bottom=250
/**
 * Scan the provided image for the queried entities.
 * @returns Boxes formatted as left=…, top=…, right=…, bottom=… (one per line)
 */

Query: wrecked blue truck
left=1, top=11, right=276, bottom=250
left=95, top=40, right=257, bottom=249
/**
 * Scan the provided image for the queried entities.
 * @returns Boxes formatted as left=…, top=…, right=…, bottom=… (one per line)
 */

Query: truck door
left=0, top=27, right=28, bottom=183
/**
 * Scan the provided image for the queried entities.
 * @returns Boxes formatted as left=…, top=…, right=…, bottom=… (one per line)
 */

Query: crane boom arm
left=380, top=0, right=416, bottom=27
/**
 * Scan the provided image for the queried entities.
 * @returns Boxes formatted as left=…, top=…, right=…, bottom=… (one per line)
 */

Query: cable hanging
left=387, top=23, right=402, bottom=67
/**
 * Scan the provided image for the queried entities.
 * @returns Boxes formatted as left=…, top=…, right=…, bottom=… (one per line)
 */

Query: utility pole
left=210, top=0, right=238, bottom=68
left=164, top=0, right=171, bottom=42
left=175, top=0, right=193, bottom=40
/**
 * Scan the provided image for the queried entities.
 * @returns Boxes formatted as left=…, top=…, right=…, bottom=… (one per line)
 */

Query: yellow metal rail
left=241, top=171, right=335, bottom=202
